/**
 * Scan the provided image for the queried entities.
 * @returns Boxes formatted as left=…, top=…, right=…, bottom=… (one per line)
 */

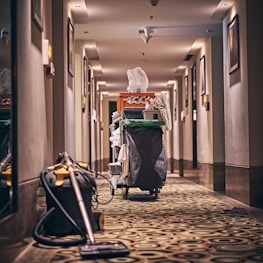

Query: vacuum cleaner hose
left=32, top=171, right=87, bottom=246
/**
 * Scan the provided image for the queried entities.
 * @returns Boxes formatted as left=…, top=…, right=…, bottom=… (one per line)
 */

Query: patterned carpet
left=23, top=174, right=263, bottom=262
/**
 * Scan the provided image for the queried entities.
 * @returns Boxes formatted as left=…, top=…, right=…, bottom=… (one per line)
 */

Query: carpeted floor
left=12, top=173, right=263, bottom=262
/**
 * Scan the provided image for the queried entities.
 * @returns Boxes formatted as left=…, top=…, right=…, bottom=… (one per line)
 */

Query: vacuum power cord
left=32, top=170, right=87, bottom=246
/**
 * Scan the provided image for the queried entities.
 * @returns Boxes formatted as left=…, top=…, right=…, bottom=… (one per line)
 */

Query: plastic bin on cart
left=117, top=93, right=155, bottom=113
left=108, top=162, right=123, bottom=195
left=143, top=109, right=163, bottom=121
left=122, top=107, right=144, bottom=119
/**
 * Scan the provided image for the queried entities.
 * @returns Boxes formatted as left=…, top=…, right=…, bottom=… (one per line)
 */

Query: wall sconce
left=82, top=95, right=86, bottom=113
left=42, top=39, right=52, bottom=65
left=203, top=94, right=209, bottom=111
left=46, top=61, right=55, bottom=79
left=42, top=39, right=55, bottom=78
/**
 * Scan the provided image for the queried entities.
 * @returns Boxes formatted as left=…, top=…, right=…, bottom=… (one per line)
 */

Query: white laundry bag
left=127, top=67, right=149, bottom=93
left=0, top=68, right=11, bottom=94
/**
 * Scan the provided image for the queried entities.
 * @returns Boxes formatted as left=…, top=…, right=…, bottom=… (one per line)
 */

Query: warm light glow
left=84, top=43, right=97, bottom=50
left=68, top=1, right=84, bottom=11
left=48, top=44, right=52, bottom=59
left=97, top=81, right=106, bottom=91
left=167, top=80, right=177, bottom=89
left=91, top=64, right=102, bottom=71
left=174, top=65, right=187, bottom=75
left=177, top=66, right=186, bottom=70
left=97, top=81, right=106, bottom=85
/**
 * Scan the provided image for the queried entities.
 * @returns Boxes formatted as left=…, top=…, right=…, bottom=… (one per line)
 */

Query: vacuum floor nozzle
left=79, top=241, right=130, bottom=259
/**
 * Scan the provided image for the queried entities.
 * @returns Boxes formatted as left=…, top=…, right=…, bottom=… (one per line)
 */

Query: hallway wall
left=101, top=94, right=117, bottom=169
left=173, top=36, right=225, bottom=191
left=223, top=0, right=263, bottom=207
left=0, top=0, right=78, bottom=244
left=172, top=77, right=184, bottom=175
left=224, top=1, right=249, bottom=168
left=0, top=0, right=52, bottom=243
left=52, top=0, right=76, bottom=158
left=171, top=0, right=263, bottom=207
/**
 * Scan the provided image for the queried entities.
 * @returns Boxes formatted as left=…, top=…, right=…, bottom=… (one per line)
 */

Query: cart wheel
left=109, top=183, right=115, bottom=196
left=122, top=187, right=128, bottom=199
left=154, top=188, right=159, bottom=199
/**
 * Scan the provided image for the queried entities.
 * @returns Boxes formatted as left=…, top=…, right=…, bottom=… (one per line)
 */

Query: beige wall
left=223, top=0, right=263, bottom=167
left=211, top=37, right=224, bottom=164
left=17, top=0, right=49, bottom=183
left=246, top=1, right=263, bottom=166
left=182, top=67, right=193, bottom=162
left=101, top=95, right=117, bottom=163
left=223, top=0, right=249, bottom=167
left=177, top=36, right=224, bottom=167
left=172, top=77, right=183, bottom=162
left=196, top=40, right=214, bottom=164
left=52, top=0, right=77, bottom=159
left=74, top=50, right=82, bottom=160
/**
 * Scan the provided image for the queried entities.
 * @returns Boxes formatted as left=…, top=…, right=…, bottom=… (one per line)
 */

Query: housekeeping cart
left=108, top=107, right=167, bottom=199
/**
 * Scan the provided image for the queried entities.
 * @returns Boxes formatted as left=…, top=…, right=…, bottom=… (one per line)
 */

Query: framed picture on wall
left=227, top=14, right=240, bottom=74
left=82, top=56, right=87, bottom=112
left=184, top=75, right=189, bottom=108
left=31, top=0, right=43, bottom=31
left=200, top=55, right=206, bottom=96
left=174, top=89, right=177, bottom=119
left=92, top=77, right=96, bottom=110
left=191, top=63, right=197, bottom=101
left=68, top=17, right=74, bottom=77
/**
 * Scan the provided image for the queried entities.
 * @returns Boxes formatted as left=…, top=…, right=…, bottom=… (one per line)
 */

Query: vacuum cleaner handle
left=64, top=152, right=96, bottom=244
left=62, top=152, right=129, bottom=259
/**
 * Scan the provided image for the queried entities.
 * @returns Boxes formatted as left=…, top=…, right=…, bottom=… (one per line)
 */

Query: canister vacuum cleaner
left=33, top=152, right=129, bottom=259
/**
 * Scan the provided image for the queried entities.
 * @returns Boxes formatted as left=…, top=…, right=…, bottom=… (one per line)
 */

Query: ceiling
left=69, top=0, right=234, bottom=93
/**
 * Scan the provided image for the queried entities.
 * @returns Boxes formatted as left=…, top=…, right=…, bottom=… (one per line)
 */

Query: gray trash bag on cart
left=125, top=126, right=167, bottom=190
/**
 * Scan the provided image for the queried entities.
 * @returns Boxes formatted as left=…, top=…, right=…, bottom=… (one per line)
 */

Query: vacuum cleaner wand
left=65, top=152, right=95, bottom=243
left=64, top=152, right=129, bottom=259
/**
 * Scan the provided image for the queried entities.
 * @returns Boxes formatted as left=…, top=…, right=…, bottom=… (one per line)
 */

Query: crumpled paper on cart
left=127, top=67, right=149, bottom=93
